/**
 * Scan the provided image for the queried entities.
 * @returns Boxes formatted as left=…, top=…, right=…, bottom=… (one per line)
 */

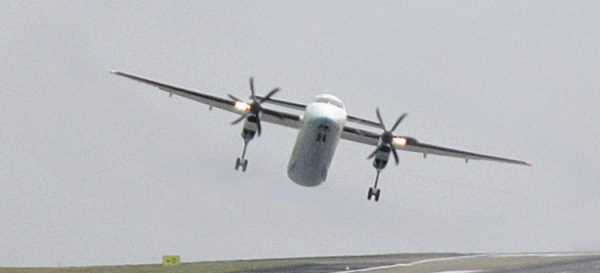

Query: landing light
left=393, top=137, right=407, bottom=147
left=234, top=101, right=251, bottom=112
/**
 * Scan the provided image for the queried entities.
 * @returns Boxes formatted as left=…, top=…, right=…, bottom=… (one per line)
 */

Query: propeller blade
left=391, top=147, right=399, bottom=165
left=249, top=77, right=255, bottom=99
left=367, top=147, right=379, bottom=159
left=390, top=113, right=408, bottom=132
left=231, top=114, right=247, bottom=125
left=228, top=94, right=244, bottom=102
left=260, top=87, right=280, bottom=103
left=256, top=116, right=262, bottom=136
left=375, top=108, right=386, bottom=130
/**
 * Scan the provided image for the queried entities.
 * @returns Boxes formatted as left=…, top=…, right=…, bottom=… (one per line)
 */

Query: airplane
left=111, top=71, right=531, bottom=202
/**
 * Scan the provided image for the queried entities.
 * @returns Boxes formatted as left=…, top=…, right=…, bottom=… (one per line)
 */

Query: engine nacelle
left=241, top=115, right=258, bottom=140
left=372, top=145, right=391, bottom=170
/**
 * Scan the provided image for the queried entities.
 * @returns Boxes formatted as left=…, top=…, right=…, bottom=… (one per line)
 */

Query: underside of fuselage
left=287, top=95, right=347, bottom=186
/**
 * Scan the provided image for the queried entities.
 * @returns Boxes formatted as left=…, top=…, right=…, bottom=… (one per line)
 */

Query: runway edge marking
left=332, top=252, right=600, bottom=273
left=332, top=254, right=486, bottom=273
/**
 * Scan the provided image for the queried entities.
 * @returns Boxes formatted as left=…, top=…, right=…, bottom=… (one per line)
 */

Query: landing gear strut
left=367, top=170, right=382, bottom=201
left=234, top=144, right=249, bottom=172
left=367, top=152, right=389, bottom=202
left=235, top=127, right=255, bottom=172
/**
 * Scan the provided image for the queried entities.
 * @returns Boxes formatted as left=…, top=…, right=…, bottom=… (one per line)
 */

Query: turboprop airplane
left=112, top=71, right=530, bottom=202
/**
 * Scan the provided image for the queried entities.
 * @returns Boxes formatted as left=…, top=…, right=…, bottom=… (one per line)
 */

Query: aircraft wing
left=341, top=125, right=531, bottom=166
left=111, top=71, right=302, bottom=129
left=112, top=71, right=529, bottom=166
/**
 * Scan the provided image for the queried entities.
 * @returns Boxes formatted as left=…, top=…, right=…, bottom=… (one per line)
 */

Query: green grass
left=0, top=259, right=304, bottom=273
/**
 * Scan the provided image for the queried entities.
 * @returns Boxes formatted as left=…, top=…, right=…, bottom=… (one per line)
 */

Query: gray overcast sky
left=1, top=0, right=599, bottom=267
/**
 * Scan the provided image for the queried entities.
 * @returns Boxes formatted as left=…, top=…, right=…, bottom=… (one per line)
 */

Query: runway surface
left=237, top=253, right=464, bottom=273
left=2, top=253, right=599, bottom=273
left=237, top=253, right=600, bottom=273
left=489, top=255, right=600, bottom=273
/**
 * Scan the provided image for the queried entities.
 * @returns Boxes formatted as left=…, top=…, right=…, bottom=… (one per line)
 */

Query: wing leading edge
left=340, top=125, right=530, bottom=166
left=111, top=71, right=302, bottom=129
left=394, top=136, right=530, bottom=166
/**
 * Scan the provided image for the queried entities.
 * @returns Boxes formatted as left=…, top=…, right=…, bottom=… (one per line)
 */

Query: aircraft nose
left=315, top=116, right=339, bottom=128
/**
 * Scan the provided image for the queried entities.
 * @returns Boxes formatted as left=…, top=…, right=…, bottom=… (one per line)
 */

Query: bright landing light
left=393, top=137, right=407, bottom=147
left=234, top=101, right=251, bottom=112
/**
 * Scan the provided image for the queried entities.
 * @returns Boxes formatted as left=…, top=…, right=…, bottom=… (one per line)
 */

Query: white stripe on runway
left=432, top=271, right=481, bottom=273
left=332, top=252, right=600, bottom=273
left=332, top=255, right=485, bottom=273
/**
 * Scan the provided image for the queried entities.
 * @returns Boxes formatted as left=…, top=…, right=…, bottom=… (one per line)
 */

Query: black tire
left=242, top=160, right=248, bottom=172
left=367, top=187, right=373, bottom=200
left=374, top=189, right=381, bottom=202
left=235, top=158, right=241, bottom=170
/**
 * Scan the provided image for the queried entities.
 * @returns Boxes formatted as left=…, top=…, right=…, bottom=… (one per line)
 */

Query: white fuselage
left=287, top=95, right=347, bottom=186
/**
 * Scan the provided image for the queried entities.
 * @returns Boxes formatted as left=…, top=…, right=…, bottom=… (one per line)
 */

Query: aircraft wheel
left=235, top=158, right=240, bottom=170
left=367, top=187, right=373, bottom=200
left=242, top=159, right=248, bottom=172
left=374, top=189, right=381, bottom=202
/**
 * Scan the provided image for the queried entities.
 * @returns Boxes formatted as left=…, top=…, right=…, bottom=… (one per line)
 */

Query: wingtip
left=109, top=69, right=120, bottom=74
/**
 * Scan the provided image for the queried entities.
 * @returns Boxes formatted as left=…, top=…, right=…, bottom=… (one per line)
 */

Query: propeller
left=228, top=77, right=280, bottom=136
left=367, top=108, right=408, bottom=165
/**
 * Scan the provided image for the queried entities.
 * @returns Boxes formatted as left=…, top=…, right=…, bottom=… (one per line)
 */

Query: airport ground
left=2, top=252, right=599, bottom=273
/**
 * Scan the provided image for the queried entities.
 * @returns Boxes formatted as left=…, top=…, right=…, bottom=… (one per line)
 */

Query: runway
left=2, top=253, right=599, bottom=273
left=236, top=253, right=465, bottom=273
left=237, top=253, right=600, bottom=273
left=488, top=255, right=600, bottom=273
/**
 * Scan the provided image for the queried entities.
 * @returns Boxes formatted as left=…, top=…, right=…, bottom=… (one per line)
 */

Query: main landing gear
left=235, top=123, right=256, bottom=172
left=235, top=152, right=249, bottom=172
left=365, top=108, right=407, bottom=202
left=367, top=170, right=382, bottom=201
left=367, top=146, right=390, bottom=202
left=228, top=77, right=281, bottom=172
